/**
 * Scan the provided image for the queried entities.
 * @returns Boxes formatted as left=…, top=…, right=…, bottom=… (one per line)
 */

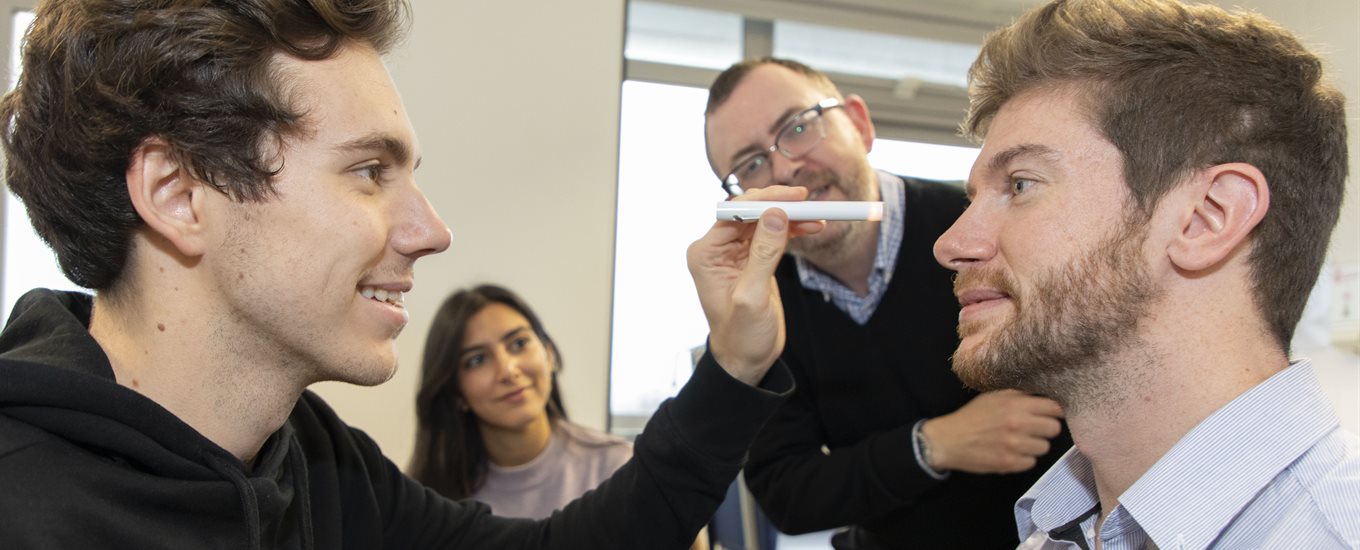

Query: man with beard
left=703, top=58, right=1072, bottom=548
left=934, top=0, right=1359, bottom=547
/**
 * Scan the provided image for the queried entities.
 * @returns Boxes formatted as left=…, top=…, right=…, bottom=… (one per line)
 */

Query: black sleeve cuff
left=664, top=348, right=795, bottom=464
left=870, top=422, right=946, bottom=496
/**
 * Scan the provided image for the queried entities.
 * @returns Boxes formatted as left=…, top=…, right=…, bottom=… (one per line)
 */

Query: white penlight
left=716, top=201, right=885, bottom=222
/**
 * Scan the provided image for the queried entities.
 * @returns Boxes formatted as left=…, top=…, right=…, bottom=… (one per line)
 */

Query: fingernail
left=762, top=214, right=786, bottom=232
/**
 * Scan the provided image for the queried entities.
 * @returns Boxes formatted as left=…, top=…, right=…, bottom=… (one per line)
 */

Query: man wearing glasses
left=703, top=57, right=1071, bottom=548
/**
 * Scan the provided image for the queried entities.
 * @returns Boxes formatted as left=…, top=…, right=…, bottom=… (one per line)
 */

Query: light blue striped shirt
left=795, top=170, right=904, bottom=325
left=1015, top=361, right=1360, bottom=549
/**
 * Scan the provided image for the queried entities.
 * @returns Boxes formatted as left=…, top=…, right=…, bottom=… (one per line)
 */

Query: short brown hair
left=964, top=0, right=1348, bottom=350
left=0, top=0, right=410, bottom=291
left=705, top=56, right=839, bottom=115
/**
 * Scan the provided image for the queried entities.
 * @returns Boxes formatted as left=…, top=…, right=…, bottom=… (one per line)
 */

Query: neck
left=89, top=251, right=306, bottom=464
left=808, top=221, right=880, bottom=295
left=1068, top=287, right=1285, bottom=520
left=481, top=414, right=554, bottom=467
left=802, top=181, right=884, bottom=295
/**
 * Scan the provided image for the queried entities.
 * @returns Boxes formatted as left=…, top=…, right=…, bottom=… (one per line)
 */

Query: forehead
left=464, top=303, right=528, bottom=340
left=971, top=87, right=1113, bottom=179
left=968, top=86, right=1136, bottom=225
left=705, top=65, right=828, bottom=161
left=273, top=43, right=418, bottom=155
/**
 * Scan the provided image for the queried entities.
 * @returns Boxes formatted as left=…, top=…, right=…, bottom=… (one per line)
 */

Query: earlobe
left=126, top=138, right=210, bottom=258
left=1167, top=163, right=1269, bottom=272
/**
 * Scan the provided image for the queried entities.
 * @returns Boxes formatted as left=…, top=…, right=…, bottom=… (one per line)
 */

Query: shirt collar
left=1016, top=446, right=1100, bottom=541
left=1121, top=360, right=1338, bottom=548
left=1014, top=361, right=1339, bottom=548
left=793, top=170, right=903, bottom=290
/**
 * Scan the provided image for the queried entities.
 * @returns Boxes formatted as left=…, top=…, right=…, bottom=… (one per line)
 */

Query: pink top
left=473, top=420, right=633, bottom=519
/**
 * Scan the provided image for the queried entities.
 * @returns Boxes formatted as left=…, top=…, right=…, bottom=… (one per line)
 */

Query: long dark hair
left=408, top=284, right=568, bottom=499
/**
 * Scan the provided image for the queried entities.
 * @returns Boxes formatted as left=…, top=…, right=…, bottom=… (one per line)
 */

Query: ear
left=545, top=342, right=561, bottom=373
left=840, top=94, right=877, bottom=152
left=1167, top=163, right=1269, bottom=272
left=126, top=138, right=211, bottom=258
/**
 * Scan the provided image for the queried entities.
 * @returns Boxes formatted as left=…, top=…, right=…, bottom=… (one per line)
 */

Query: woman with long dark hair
left=408, top=284, right=630, bottom=518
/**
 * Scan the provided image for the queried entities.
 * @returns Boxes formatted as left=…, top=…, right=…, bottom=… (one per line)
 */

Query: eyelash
left=463, top=354, right=484, bottom=369
left=1008, top=176, right=1035, bottom=196
left=355, top=163, right=388, bottom=184
left=461, top=337, right=533, bottom=369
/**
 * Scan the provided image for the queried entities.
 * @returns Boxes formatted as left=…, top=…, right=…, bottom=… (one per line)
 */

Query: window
left=610, top=81, right=723, bottom=419
left=609, top=81, right=978, bottom=421
left=625, top=2, right=742, bottom=70
left=774, top=21, right=979, bottom=88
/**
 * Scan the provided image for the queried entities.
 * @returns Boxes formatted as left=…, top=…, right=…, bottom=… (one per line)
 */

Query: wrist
left=912, top=419, right=949, bottom=480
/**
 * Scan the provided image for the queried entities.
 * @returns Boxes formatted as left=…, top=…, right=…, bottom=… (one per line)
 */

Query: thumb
left=737, top=209, right=790, bottom=288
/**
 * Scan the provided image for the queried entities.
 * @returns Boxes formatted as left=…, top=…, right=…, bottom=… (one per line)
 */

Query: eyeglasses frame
left=720, top=97, right=844, bottom=197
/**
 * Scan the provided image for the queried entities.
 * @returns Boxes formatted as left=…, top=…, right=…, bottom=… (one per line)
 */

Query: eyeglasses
left=721, top=97, right=843, bottom=197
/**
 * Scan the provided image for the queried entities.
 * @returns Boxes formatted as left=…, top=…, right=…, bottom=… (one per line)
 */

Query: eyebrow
left=334, top=134, right=422, bottom=170
left=726, top=105, right=807, bottom=169
left=967, top=143, right=1061, bottom=197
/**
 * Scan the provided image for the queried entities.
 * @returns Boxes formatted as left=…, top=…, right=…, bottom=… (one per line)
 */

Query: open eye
left=737, top=155, right=767, bottom=178
left=462, top=353, right=485, bottom=370
left=1010, top=177, right=1036, bottom=196
left=508, top=336, right=530, bottom=353
left=353, top=162, right=388, bottom=184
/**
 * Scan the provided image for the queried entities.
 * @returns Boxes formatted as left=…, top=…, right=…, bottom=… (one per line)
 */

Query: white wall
left=1234, top=0, right=1359, bottom=268
left=310, top=0, right=626, bottom=469
left=1233, top=0, right=1360, bottom=432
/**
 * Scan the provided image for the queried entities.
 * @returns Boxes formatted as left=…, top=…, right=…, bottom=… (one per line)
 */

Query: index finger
left=729, top=185, right=809, bottom=202
left=1022, top=395, right=1065, bottom=418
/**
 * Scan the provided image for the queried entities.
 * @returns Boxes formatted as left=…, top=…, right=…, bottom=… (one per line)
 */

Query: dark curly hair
left=0, top=0, right=409, bottom=291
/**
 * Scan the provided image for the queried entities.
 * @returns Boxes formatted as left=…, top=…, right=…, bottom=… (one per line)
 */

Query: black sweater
left=745, top=177, right=1072, bottom=548
left=0, top=289, right=793, bottom=549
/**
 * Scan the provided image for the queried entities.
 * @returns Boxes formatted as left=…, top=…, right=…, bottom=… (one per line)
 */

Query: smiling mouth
left=956, top=287, right=1011, bottom=307
left=500, top=387, right=529, bottom=401
left=359, top=286, right=405, bottom=307
left=807, top=186, right=830, bottom=201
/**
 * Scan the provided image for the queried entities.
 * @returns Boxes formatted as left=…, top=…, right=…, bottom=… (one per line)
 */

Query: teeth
left=359, top=286, right=405, bottom=306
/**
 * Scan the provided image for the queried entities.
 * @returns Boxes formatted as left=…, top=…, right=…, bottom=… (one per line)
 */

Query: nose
left=933, top=202, right=996, bottom=272
left=769, top=152, right=804, bottom=186
left=394, top=183, right=453, bottom=259
left=494, top=351, right=523, bottom=382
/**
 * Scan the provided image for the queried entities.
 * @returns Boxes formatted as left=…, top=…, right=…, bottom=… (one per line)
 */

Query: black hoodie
left=0, top=289, right=793, bottom=548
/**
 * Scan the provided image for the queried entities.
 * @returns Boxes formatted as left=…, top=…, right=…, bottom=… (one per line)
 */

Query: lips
left=957, top=288, right=1009, bottom=307
left=499, top=387, right=529, bottom=401
left=955, top=287, right=1012, bottom=327
left=357, top=281, right=413, bottom=327
left=359, top=286, right=405, bottom=306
